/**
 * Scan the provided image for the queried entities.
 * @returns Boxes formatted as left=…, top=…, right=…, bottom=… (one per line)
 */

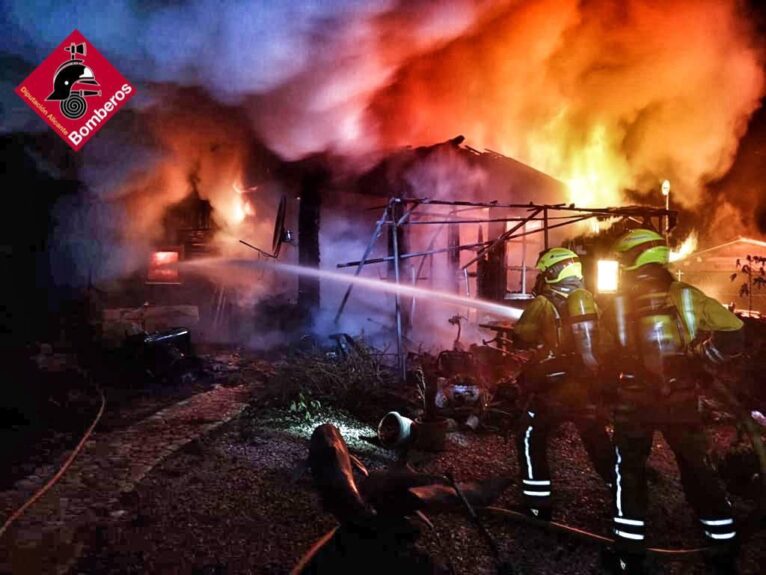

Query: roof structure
left=675, top=236, right=766, bottom=270
left=354, top=135, right=569, bottom=204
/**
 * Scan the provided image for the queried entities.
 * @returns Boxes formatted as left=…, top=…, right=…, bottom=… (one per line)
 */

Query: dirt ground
left=71, top=406, right=765, bottom=575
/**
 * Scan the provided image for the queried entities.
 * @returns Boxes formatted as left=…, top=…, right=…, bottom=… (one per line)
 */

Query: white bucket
left=377, top=411, right=414, bottom=448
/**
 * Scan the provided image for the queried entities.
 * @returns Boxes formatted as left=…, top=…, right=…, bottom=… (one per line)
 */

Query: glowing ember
left=669, top=230, right=698, bottom=262
left=152, top=251, right=178, bottom=265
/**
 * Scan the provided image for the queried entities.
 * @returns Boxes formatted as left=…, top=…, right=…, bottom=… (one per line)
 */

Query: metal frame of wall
left=335, top=196, right=677, bottom=379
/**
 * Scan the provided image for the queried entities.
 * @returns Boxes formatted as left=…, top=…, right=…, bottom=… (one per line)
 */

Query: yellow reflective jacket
left=514, top=295, right=560, bottom=355
left=514, top=288, right=601, bottom=400
left=514, top=288, right=600, bottom=356
left=605, top=277, right=744, bottom=373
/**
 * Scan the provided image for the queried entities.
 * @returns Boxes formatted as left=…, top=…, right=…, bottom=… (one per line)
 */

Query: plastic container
left=377, top=411, right=414, bottom=448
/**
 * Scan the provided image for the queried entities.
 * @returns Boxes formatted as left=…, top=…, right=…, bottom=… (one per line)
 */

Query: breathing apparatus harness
left=614, top=264, right=696, bottom=398
left=523, top=276, right=600, bottom=394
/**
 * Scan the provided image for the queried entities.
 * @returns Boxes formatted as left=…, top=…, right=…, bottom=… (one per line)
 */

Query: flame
left=114, top=95, right=269, bottom=250
left=528, top=122, right=630, bottom=233
left=367, top=0, right=764, bottom=223
left=528, top=123, right=629, bottom=209
left=148, top=250, right=180, bottom=283
left=230, top=183, right=257, bottom=226
left=669, top=230, right=698, bottom=262
left=66, top=0, right=766, bottom=293
left=231, top=183, right=246, bottom=225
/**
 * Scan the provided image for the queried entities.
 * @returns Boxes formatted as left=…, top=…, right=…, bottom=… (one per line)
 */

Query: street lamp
left=661, top=179, right=671, bottom=239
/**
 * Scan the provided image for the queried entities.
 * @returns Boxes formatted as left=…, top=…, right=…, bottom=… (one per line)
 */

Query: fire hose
left=0, top=384, right=106, bottom=539
left=710, top=380, right=766, bottom=531
left=480, top=507, right=711, bottom=560
left=446, top=471, right=514, bottom=574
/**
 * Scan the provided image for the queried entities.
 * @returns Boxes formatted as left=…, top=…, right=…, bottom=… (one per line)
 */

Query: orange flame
left=230, top=183, right=257, bottom=226
left=669, top=230, right=698, bottom=262
left=368, top=0, right=764, bottom=216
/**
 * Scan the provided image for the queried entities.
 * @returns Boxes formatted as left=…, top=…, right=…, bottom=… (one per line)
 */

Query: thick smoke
left=46, top=91, right=281, bottom=288
left=2, top=0, right=479, bottom=152
left=5, top=1, right=763, bottom=203
left=370, top=0, right=765, bottom=209
left=2, top=0, right=485, bottom=285
left=707, top=102, right=766, bottom=237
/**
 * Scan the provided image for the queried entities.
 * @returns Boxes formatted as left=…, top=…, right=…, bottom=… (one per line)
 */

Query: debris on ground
left=3, top=339, right=764, bottom=574
left=66, top=390, right=764, bottom=574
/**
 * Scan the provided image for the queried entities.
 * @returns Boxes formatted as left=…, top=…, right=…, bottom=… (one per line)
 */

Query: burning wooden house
left=98, top=133, right=677, bottom=357
left=349, top=136, right=570, bottom=302
left=673, top=236, right=766, bottom=315
left=101, top=180, right=218, bottom=344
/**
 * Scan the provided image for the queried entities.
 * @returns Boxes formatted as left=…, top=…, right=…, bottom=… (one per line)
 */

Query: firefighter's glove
left=688, top=330, right=744, bottom=368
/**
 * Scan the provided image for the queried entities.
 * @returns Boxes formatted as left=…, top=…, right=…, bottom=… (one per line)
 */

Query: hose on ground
left=480, top=506, right=711, bottom=561
left=0, top=383, right=106, bottom=539
left=480, top=383, right=766, bottom=563
left=710, top=380, right=766, bottom=533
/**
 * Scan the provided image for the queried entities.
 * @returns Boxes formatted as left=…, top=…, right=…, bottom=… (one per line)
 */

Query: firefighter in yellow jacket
left=513, top=247, right=614, bottom=520
left=607, top=228, right=744, bottom=575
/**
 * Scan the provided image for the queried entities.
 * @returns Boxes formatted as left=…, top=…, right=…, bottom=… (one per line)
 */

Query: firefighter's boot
left=524, top=506, right=552, bottom=521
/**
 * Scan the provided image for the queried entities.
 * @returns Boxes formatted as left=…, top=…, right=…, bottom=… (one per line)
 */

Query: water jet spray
left=182, top=254, right=523, bottom=322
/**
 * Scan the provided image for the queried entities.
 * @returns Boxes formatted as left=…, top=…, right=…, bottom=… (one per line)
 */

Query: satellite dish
left=272, top=195, right=289, bottom=258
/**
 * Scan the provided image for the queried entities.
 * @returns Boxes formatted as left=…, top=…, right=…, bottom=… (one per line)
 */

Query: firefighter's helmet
left=536, top=247, right=582, bottom=284
left=614, top=228, right=669, bottom=271
left=47, top=61, right=99, bottom=101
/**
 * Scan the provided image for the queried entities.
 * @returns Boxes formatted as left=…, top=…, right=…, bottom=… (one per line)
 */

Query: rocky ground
left=1, top=349, right=763, bottom=575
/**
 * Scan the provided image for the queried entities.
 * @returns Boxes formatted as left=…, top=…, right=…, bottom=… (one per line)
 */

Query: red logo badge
left=15, top=30, right=135, bottom=151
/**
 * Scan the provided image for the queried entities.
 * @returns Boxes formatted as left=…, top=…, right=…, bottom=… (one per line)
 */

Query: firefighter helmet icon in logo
left=16, top=29, right=135, bottom=150
left=46, top=42, right=101, bottom=120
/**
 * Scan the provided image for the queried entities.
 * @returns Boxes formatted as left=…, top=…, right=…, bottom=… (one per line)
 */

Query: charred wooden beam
left=448, top=217, right=460, bottom=293
left=298, top=169, right=324, bottom=320
left=477, top=207, right=508, bottom=302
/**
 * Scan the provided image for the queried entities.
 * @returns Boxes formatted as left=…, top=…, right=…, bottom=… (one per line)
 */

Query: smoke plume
left=370, top=0, right=765, bottom=210
left=5, top=1, right=764, bottom=207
